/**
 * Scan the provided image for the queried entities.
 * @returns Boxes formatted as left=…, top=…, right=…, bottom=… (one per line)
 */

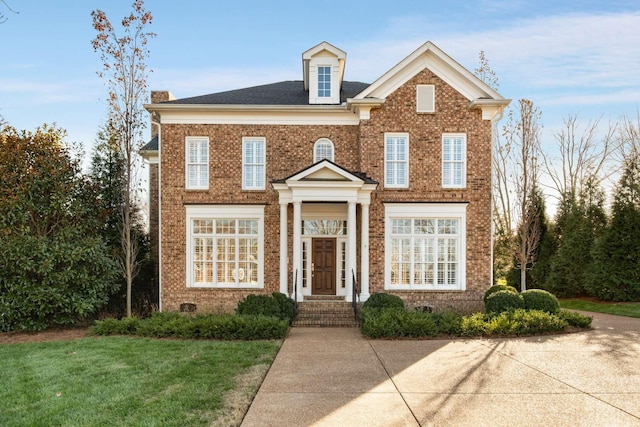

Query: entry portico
left=272, top=160, right=377, bottom=302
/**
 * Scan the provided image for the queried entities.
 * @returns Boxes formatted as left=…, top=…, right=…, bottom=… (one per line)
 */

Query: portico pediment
left=271, top=160, right=377, bottom=203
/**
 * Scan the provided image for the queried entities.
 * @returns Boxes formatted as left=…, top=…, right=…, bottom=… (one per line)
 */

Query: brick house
left=141, top=41, right=509, bottom=314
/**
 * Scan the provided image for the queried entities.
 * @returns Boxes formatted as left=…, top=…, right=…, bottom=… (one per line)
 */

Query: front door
left=312, top=238, right=336, bottom=295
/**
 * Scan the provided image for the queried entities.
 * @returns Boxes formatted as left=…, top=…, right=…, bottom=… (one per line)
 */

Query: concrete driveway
left=241, top=312, right=640, bottom=426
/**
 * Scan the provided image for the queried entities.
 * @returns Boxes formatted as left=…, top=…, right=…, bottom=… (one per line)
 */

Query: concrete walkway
left=241, top=312, right=640, bottom=426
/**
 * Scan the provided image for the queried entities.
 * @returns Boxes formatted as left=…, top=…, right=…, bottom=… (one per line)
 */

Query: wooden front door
left=312, top=238, right=336, bottom=295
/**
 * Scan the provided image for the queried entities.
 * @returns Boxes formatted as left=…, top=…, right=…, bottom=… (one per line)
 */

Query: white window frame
left=186, top=205, right=264, bottom=289
left=384, top=133, right=409, bottom=188
left=384, top=203, right=467, bottom=291
left=242, top=137, right=266, bottom=190
left=442, top=133, right=466, bottom=189
left=313, top=138, right=335, bottom=163
left=317, top=65, right=331, bottom=98
left=185, top=137, right=209, bottom=190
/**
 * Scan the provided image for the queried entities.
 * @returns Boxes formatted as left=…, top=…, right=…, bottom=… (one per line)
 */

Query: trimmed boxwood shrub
left=362, top=293, right=405, bottom=311
left=91, top=311, right=288, bottom=340
left=558, top=309, right=593, bottom=328
left=485, top=290, right=525, bottom=314
left=361, top=308, right=438, bottom=338
left=433, top=310, right=463, bottom=335
left=483, top=284, right=518, bottom=304
left=521, top=289, right=560, bottom=314
left=271, top=292, right=296, bottom=320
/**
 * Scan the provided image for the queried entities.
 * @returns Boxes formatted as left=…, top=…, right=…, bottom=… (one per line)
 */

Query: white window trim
left=186, top=205, right=265, bottom=289
left=384, top=132, right=409, bottom=189
left=442, top=133, right=467, bottom=189
left=185, top=137, right=209, bottom=190
left=384, top=203, right=467, bottom=291
left=313, top=138, right=335, bottom=163
left=242, top=137, right=266, bottom=190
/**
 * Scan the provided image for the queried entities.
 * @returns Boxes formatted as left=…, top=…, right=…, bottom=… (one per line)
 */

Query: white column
left=279, top=203, right=288, bottom=295
left=347, top=201, right=357, bottom=302
left=360, top=202, right=370, bottom=301
left=292, top=202, right=302, bottom=301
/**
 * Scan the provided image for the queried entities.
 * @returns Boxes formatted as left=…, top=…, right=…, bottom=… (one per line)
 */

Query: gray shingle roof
left=140, top=135, right=158, bottom=151
left=162, top=81, right=370, bottom=105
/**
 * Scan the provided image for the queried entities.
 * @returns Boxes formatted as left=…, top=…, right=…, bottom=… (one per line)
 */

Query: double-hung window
left=318, top=66, right=331, bottom=98
left=442, top=134, right=466, bottom=188
left=385, top=133, right=409, bottom=188
left=385, top=204, right=466, bottom=291
left=186, top=137, right=209, bottom=189
left=242, top=137, right=266, bottom=190
left=186, top=205, right=264, bottom=288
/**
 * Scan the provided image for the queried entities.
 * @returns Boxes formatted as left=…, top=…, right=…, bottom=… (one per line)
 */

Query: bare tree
left=92, top=0, right=154, bottom=317
left=0, top=0, right=17, bottom=24
left=617, top=111, right=640, bottom=162
left=504, top=99, right=543, bottom=291
left=541, top=115, right=617, bottom=202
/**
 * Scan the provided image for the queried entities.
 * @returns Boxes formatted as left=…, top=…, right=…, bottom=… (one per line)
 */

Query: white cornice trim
left=353, top=41, right=507, bottom=105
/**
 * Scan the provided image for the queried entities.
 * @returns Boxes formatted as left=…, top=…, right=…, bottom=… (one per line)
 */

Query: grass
left=560, top=298, right=640, bottom=318
left=0, top=336, right=281, bottom=427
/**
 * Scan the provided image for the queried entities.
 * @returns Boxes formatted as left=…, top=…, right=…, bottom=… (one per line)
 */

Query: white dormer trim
left=303, top=42, right=346, bottom=105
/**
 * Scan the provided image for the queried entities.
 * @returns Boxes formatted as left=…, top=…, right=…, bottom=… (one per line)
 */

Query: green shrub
left=459, top=312, right=489, bottom=336
left=506, top=309, right=568, bottom=334
left=558, top=309, right=593, bottom=328
left=360, top=308, right=438, bottom=338
left=485, top=290, right=525, bottom=314
left=483, top=284, right=518, bottom=304
left=362, top=293, right=405, bottom=311
left=91, top=317, right=140, bottom=335
left=521, top=289, right=560, bottom=314
left=271, top=292, right=296, bottom=320
left=433, top=310, right=463, bottom=335
left=91, top=311, right=288, bottom=340
left=236, top=294, right=284, bottom=319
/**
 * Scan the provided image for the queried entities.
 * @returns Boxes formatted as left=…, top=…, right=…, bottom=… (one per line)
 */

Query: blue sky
left=1, top=0, right=639, bottom=160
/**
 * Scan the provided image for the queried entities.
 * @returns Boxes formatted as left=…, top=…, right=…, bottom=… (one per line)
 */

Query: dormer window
left=318, top=66, right=331, bottom=98
left=303, top=42, right=346, bottom=105
left=314, top=138, right=334, bottom=162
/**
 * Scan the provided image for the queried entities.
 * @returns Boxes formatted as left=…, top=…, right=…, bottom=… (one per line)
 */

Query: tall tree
left=474, top=51, right=513, bottom=283
left=92, top=1, right=154, bottom=317
left=0, top=125, right=118, bottom=331
left=503, top=99, right=542, bottom=291
left=541, top=114, right=617, bottom=203
left=587, top=156, right=640, bottom=301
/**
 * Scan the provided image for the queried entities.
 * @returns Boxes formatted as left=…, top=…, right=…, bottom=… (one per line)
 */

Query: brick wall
left=155, top=69, right=493, bottom=314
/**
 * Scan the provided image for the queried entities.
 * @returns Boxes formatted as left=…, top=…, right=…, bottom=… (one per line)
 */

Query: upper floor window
left=318, top=66, right=331, bottom=98
left=314, top=138, right=334, bottom=163
left=442, top=134, right=466, bottom=188
left=242, top=137, right=266, bottom=190
left=186, top=137, right=209, bottom=189
left=384, top=133, right=409, bottom=188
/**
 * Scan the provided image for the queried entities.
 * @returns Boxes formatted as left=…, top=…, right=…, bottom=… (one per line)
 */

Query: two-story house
left=141, top=41, right=509, bottom=315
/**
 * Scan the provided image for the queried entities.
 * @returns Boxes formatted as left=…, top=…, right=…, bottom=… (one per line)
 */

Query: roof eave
left=144, top=103, right=351, bottom=113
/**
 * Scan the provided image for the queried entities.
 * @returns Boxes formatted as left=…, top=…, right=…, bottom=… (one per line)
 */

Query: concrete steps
left=292, top=299, right=360, bottom=328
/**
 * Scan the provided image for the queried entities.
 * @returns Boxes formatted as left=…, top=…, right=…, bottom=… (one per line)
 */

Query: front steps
left=292, top=297, right=360, bottom=327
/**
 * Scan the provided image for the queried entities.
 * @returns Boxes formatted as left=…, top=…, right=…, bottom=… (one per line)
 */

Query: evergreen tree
left=587, top=158, right=640, bottom=301
left=546, top=182, right=607, bottom=297
left=0, top=125, right=119, bottom=331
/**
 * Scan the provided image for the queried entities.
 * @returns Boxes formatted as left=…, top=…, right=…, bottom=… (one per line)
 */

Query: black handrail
left=293, top=268, right=298, bottom=310
left=351, top=269, right=359, bottom=322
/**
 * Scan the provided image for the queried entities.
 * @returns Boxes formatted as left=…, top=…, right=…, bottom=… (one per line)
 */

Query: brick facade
left=146, top=42, right=506, bottom=314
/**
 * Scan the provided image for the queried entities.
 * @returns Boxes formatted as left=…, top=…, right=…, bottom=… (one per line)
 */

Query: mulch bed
left=0, top=326, right=90, bottom=345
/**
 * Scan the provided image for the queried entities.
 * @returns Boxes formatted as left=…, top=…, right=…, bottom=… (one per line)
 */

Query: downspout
left=151, top=111, right=162, bottom=312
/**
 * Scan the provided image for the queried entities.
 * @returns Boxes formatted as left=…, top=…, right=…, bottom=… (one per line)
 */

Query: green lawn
left=0, top=336, right=281, bottom=427
left=560, top=299, right=640, bottom=318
